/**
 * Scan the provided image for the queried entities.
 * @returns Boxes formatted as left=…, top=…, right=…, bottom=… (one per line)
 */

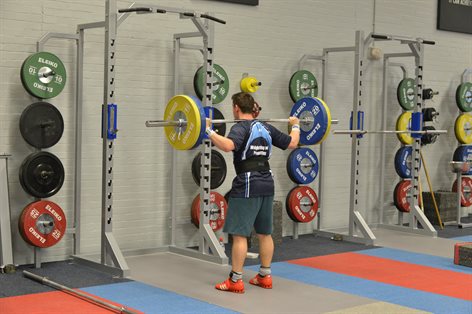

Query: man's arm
left=208, top=131, right=235, bottom=152
left=206, top=118, right=235, bottom=152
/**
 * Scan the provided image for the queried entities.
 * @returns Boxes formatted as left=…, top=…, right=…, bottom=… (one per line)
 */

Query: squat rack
left=31, top=1, right=226, bottom=277
left=448, top=67, right=472, bottom=229
left=376, top=34, right=437, bottom=236
left=296, top=30, right=437, bottom=245
left=295, top=30, right=376, bottom=245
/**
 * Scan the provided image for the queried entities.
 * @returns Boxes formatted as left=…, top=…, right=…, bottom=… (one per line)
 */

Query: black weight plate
left=207, top=107, right=226, bottom=138
left=192, top=150, right=227, bottom=189
left=421, top=126, right=438, bottom=145
left=19, top=152, right=65, bottom=198
left=20, top=102, right=64, bottom=149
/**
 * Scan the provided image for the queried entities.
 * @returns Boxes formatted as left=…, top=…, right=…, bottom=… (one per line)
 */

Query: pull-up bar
left=118, top=7, right=226, bottom=24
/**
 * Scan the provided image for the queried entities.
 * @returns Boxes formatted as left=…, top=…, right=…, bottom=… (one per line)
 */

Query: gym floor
left=1, top=221, right=471, bottom=314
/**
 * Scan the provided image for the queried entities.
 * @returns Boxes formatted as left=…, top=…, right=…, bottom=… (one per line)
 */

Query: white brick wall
left=1, top=0, right=471, bottom=264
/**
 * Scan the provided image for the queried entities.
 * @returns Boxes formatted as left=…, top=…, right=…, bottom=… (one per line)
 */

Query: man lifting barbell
left=206, top=92, right=300, bottom=294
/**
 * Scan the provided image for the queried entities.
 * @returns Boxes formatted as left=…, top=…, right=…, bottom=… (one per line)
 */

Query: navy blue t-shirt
left=227, top=120, right=291, bottom=198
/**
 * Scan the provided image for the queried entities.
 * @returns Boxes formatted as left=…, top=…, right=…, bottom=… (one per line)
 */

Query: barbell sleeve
left=333, top=129, right=447, bottom=135
left=42, top=70, right=56, bottom=78
left=23, top=271, right=139, bottom=314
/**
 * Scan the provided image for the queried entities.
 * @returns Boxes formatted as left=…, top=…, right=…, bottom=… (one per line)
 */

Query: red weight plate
left=393, top=180, right=422, bottom=213
left=190, top=192, right=227, bottom=231
left=452, top=177, right=472, bottom=207
left=18, top=200, right=66, bottom=248
left=191, top=196, right=199, bottom=227
left=287, top=186, right=319, bottom=223
left=285, top=186, right=299, bottom=222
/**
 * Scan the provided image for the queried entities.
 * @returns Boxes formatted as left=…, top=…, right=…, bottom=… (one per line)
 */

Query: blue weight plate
left=286, top=148, right=319, bottom=184
left=286, top=152, right=298, bottom=183
left=290, top=97, right=329, bottom=145
left=394, top=146, right=421, bottom=178
left=189, top=96, right=206, bottom=149
left=453, top=145, right=472, bottom=175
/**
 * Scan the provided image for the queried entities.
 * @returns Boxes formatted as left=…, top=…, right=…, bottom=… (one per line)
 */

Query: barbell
left=146, top=95, right=334, bottom=150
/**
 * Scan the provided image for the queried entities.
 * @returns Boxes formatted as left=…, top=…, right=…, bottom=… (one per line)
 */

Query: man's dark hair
left=232, top=92, right=254, bottom=114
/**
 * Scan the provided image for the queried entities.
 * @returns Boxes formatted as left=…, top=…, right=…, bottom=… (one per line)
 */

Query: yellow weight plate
left=455, top=114, right=472, bottom=144
left=318, top=97, right=332, bottom=144
left=396, top=112, right=413, bottom=145
left=164, top=95, right=202, bottom=150
left=240, top=77, right=259, bottom=93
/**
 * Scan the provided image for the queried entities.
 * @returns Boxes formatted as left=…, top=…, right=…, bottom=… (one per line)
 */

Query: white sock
left=259, top=266, right=271, bottom=277
left=230, top=271, right=242, bottom=282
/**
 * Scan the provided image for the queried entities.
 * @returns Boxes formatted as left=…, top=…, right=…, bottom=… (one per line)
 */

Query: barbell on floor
left=23, top=271, right=139, bottom=314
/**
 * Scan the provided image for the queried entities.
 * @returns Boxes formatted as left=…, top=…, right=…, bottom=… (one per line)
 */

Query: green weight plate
left=289, top=70, right=318, bottom=102
left=455, top=82, right=472, bottom=112
left=397, top=78, right=416, bottom=110
left=20, top=52, right=67, bottom=99
left=193, top=64, right=229, bottom=104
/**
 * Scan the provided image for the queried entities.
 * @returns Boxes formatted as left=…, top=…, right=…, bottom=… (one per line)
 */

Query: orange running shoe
left=249, top=274, right=272, bottom=289
left=215, top=278, right=245, bottom=293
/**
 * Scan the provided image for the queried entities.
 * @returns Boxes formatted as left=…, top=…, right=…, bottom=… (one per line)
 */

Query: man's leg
left=231, top=235, right=248, bottom=273
left=257, top=233, right=274, bottom=268
left=215, top=234, right=247, bottom=293
left=248, top=233, right=273, bottom=289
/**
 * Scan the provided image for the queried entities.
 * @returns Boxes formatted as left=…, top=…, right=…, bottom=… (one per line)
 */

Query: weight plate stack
left=452, top=177, right=472, bottom=207
left=193, top=64, right=229, bottom=104
left=19, top=101, right=64, bottom=149
left=397, top=78, right=415, bottom=110
left=286, top=147, right=319, bottom=184
left=396, top=112, right=413, bottom=145
left=18, top=200, right=66, bottom=248
left=453, top=146, right=472, bottom=176
left=289, top=70, right=318, bottom=102
left=19, top=152, right=65, bottom=198
left=192, top=150, right=227, bottom=190
left=455, top=82, right=472, bottom=112
left=285, top=186, right=318, bottom=223
left=290, top=97, right=331, bottom=145
left=393, top=179, right=419, bottom=213
left=454, top=114, right=472, bottom=144
left=190, top=192, right=227, bottom=231
left=20, top=51, right=67, bottom=99
left=394, top=146, right=422, bottom=179
left=163, top=95, right=206, bottom=150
